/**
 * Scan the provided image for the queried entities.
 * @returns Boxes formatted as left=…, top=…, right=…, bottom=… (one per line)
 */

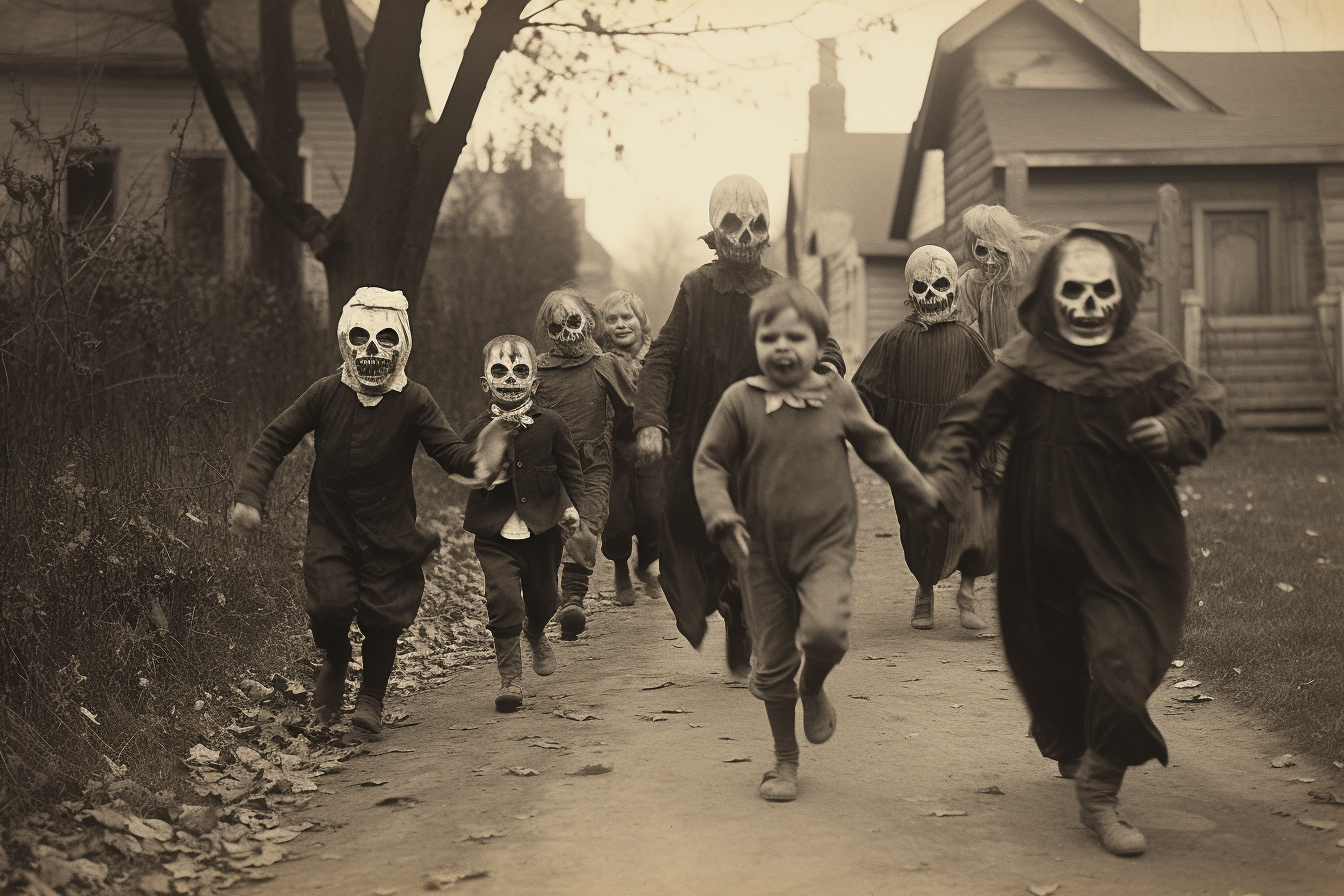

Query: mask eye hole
left=349, top=327, right=370, bottom=346
left=376, top=328, right=399, bottom=348
left=490, top=364, right=509, bottom=378
left=565, top=314, right=582, bottom=329
left=974, top=243, right=990, bottom=258
left=932, top=277, right=951, bottom=291
left=720, top=213, right=742, bottom=232
left=1061, top=281, right=1087, bottom=300
left=750, top=215, right=768, bottom=235
left=547, top=322, right=563, bottom=336
left=512, top=364, right=531, bottom=379
left=911, top=280, right=929, bottom=295
left=1094, top=279, right=1116, bottom=299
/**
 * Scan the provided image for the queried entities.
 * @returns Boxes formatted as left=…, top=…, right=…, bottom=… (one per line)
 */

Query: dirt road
left=251, top=467, right=1344, bottom=896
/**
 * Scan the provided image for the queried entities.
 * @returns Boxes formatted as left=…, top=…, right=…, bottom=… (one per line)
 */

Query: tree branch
left=319, top=0, right=365, bottom=128
left=169, top=0, right=329, bottom=247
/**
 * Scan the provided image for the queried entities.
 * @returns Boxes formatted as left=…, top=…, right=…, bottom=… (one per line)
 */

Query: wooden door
left=1205, top=210, right=1271, bottom=315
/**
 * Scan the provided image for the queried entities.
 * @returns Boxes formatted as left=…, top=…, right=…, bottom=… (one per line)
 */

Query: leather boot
left=1075, top=750, right=1147, bottom=856
left=955, top=587, right=987, bottom=631
left=313, top=659, right=347, bottom=724
left=613, top=563, right=637, bottom=606
left=759, top=761, right=799, bottom=802
left=351, top=695, right=384, bottom=734
left=557, top=596, right=586, bottom=641
left=524, top=625, right=557, bottom=676
left=911, top=586, right=934, bottom=630
left=494, top=635, right=524, bottom=712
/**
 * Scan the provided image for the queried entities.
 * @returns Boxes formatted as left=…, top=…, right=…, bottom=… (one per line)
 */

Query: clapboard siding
left=1320, top=164, right=1344, bottom=292
left=970, top=3, right=1133, bottom=90
left=942, top=71, right=996, bottom=228
left=862, top=256, right=907, bottom=354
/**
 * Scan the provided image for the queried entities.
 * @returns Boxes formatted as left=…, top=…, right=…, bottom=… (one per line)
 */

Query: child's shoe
left=956, top=591, right=987, bottom=630
left=799, top=687, right=836, bottom=744
left=557, top=599, right=586, bottom=640
left=494, top=635, right=525, bottom=712
left=612, top=563, right=637, bottom=606
left=524, top=627, right=557, bottom=676
left=313, top=659, right=348, bottom=724
left=911, top=587, right=934, bottom=630
left=1057, top=757, right=1082, bottom=779
left=634, top=563, right=664, bottom=600
left=351, top=695, right=384, bottom=734
left=1075, top=750, right=1146, bottom=856
left=759, top=761, right=798, bottom=802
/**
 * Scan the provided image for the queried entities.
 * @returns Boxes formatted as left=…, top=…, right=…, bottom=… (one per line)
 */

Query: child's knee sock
left=798, top=658, right=835, bottom=697
left=764, top=699, right=800, bottom=764
left=560, top=561, right=591, bottom=600
left=358, top=630, right=400, bottom=703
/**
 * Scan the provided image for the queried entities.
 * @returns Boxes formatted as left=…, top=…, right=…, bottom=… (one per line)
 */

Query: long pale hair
left=961, top=204, right=1047, bottom=286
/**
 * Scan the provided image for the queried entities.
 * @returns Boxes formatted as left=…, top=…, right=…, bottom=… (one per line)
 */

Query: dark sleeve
left=920, top=363, right=1023, bottom=517
left=692, top=386, right=747, bottom=538
left=234, top=380, right=326, bottom=511
left=552, top=415, right=585, bottom=512
left=414, top=388, right=478, bottom=478
left=834, top=379, right=926, bottom=504
left=460, top=412, right=490, bottom=444
left=633, top=277, right=691, bottom=434
left=1152, top=363, right=1227, bottom=468
left=595, top=354, right=637, bottom=411
left=819, top=335, right=846, bottom=377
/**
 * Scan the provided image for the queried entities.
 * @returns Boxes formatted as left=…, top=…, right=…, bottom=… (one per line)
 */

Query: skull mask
left=543, top=291, right=593, bottom=357
left=905, top=245, right=959, bottom=324
left=709, top=174, right=770, bottom=266
left=337, top=287, right=411, bottom=396
left=972, top=236, right=1007, bottom=281
left=481, top=335, right=537, bottom=409
left=1053, top=236, right=1121, bottom=346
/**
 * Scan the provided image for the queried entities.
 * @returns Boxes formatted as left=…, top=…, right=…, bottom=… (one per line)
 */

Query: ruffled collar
left=745, top=375, right=831, bottom=414
left=491, top=399, right=534, bottom=428
left=996, top=325, right=1184, bottom=397
left=340, top=365, right=407, bottom=407
left=538, top=347, right=598, bottom=369
left=705, top=260, right=777, bottom=296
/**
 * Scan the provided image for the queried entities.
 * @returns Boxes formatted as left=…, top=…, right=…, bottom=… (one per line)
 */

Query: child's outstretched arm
left=833, top=379, right=939, bottom=520
left=416, top=389, right=506, bottom=483
left=231, top=380, right=325, bottom=531
left=920, top=364, right=1022, bottom=519
left=692, top=386, right=749, bottom=569
left=1129, top=364, right=1228, bottom=467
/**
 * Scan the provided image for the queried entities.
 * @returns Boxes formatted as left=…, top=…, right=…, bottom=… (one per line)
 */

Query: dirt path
left=251, top=467, right=1344, bottom=896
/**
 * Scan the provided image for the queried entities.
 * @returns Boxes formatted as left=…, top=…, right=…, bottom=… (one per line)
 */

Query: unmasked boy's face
left=481, top=338, right=537, bottom=408
left=603, top=304, right=643, bottom=351
left=755, top=307, right=819, bottom=388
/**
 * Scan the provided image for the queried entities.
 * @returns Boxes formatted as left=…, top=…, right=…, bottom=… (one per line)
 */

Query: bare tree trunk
left=256, top=0, right=304, bottom=305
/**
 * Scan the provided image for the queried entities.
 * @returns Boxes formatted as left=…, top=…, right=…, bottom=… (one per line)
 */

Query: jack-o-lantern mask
left=1053, top=237, right=1121, bottom=346
left=709, top=174, right=770, bottom=266
left=337, top=287, right=411, bottom=396
left=481, top=336, right=537, bottom=409
left=905, top=245, right=959, bottom=324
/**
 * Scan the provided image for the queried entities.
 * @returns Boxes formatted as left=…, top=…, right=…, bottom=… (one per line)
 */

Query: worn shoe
left=524, top=628, right=557, bottom=676
left=634, top=563, right=664, bottom=600
left=956, top=590, right=988, bottom=631
left=613, top=563, right=637, bottom=606
left=1076, top=750, right=1147, bottom=857
left=759, top=761, right=799, bottom=802
left=313, top=659, right=348, bottom=724
left=911, top=587, right=934, bottom=630
left=556, top=602, right=586, bottom=640
left=799, top=687, right=837, bottom=745
left=1058, top=758, right=1082, bottom=779
left=493, top=635, right=525, bottom=712
left=350, top=695, right=384, bottom=734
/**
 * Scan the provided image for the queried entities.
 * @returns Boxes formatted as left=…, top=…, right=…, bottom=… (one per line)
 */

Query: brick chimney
left=1083, top=0, right=1141, bottom=45
left=808, top=38, right=846, bottom=134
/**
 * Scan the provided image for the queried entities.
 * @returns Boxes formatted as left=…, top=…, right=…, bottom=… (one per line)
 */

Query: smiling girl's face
left=604, top=303, right=643, bottom=351
left=755, top=306, right=819, bottom=388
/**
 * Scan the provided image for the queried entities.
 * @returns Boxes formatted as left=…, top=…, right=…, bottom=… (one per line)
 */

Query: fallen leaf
left=1271, top=754, right=1297, bottom=769
left=1172, top=679, right=1202, bottom=689
left=506, top=767, right=539, bottom=777
left=1298, top=818, right=1338, bottom=832
left=188, top=744, right=221, bottom=765
left=863, top=656, right=887, bottom=661
left=359, top=780, right=388, bottom=787
left=425, top=870, right=489, bottom=889
left=552, top=709, right=600, bottom=721
left=977, top=786, right=1005, bottom=795
left=1271, top=807, right=1296, bottom=817
left=1309, top=791, right=1344, bottom=805
left=79, top=706, right=99, bottom=725
left=976, top=632, right=997, bottom=640
left=375, top=796, right=418, bottom=808
left=1293, top=778, right=1317, bottom=784
left=925, top=809, right=967, bottom=817
left=1171, top=659, right=1186, bottom=667
left=950, top=704, right=964, bottom=709
left=640, top=681, right=676, bottom=690
left=528, top=741, right=565, bottom=750
left=721, top=757, right=752, bottom=763
left=688, top=723, right=703, bottom=728
left=1335, top=761, right=1344, bottom=770
left=1307, top=529, right=1319, bottom=536
left=568, top=764, right=613, bottom=776
left=251, top=828, right=304, bottom=844
left=637, top=714, right=668, bottom=722
left=1177, top=694, right=1214, bottom=703
left=1028, top=886, right=1060, bottom=896
left=458, top=831, right=504, bottom=842
left=849, top=695, right=871, bottom=700
left=448, top=725, right=479, bottom=731
left=976, top=667, right=1000, bottom=673
left=1276, top=582, right=1294, bottom=592
left=659, top=708, right=690, bottom=714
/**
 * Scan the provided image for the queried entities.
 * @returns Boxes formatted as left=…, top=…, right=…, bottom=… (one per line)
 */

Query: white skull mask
left=337, top=287, right=411, bottom=393
left=1053, top=237, right=1121, bottom=346
left=481, top=336, right=537, bottom=407
left=709, top=174, right=770, bottom=266
left=972, top=236, right=1007, bottom=280
left=544, top=293, right=591, bottom=355
left=905, top=245, right=959, bottom=324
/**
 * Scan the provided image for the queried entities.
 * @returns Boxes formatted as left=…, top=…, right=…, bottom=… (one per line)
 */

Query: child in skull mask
left=596, top=289, right=662, bottom=605
left=460, top=335, right=585, bottom=712
left=230, top=288, right=510, bottom=733
left=694, top=279, right=939, bottom=802
left=532, top=287, right=636, bottom=639
left=921, top=225, right=1226, bottom=856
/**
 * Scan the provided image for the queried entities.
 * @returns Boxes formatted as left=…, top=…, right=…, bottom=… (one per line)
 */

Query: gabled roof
left=891, top=0, right=1239, bottom=239
left=799, top=131, right=910, bottom=257
left=0, top=0, right=373, bottom=79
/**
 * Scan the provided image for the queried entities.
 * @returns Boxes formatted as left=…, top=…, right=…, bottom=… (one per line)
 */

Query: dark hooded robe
left=852, top=314, right=997, bottom=589
left=633, top=260, right=846, bottom=647
left=920, top=226, right=1227, bottom=768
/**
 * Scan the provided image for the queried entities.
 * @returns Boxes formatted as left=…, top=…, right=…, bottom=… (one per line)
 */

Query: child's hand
left=636, top=427, right=665, bottom=467
left=560, top=506, right=581, bottom=537
left=564, top=520, right=598, bottom=568
left=229, top=502, right=261, bottom=533
left=472, top=416, right=515, bottom=481
left=1127, top=416, right=1169, bottom=457
left=713, top=521, right=750, bottom=571
left=904, top=476, right=944, bottom=524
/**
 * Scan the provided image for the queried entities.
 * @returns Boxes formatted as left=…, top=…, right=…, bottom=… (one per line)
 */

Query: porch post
left=1315, top=290, right=1344, bottom=397
left=1156, top=184, right=1183, bottom=350
left=1004, top=153, right=1029, bottom=216
left=1182, top=289, right=1204, bottom=370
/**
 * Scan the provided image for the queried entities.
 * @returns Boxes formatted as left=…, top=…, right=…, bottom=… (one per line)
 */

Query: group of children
left=230, top=177, right=1226, bottom=859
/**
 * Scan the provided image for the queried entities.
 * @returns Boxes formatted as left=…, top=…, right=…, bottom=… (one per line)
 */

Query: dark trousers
left=601, top=453, right=661, bottom=570
left=474, top=527, right=564, bottom=639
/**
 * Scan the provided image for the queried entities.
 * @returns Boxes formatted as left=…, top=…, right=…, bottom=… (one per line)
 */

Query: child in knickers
left=230, top=288, right=509, bottom=733
left=693, top=280, right=940, bottom=802
left=596, top=289, right=663, bottom=605
left=461, top=335, right=584, bottom=712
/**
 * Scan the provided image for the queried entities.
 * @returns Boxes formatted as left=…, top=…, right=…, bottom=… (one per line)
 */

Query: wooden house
left=883, top=0, right=1344, bottom=427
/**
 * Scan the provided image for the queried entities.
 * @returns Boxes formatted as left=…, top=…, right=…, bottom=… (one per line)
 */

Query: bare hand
left=1126, top=416, right=1169, bottom=457
left=229, top=502, right=261, bottom=533
left=636, top=427, right=665, bottom=467
left=717, top=522, right=750, bottom=571
left=560, top=506, right=581, bottom=537
left=472, top=415, right=515, bottom=481
left=905, top=476, right=944, bottom=524
left=564, top=521, right=598, bottom=568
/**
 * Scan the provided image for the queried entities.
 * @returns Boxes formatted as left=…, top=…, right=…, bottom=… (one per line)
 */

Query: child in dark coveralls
left=230, top=288, right=510, bottom=733
left=461, top=335, right=585, bottom=712
left=921, top=225, right=1226, bottom=856
left=694, top=280, right=940, bottom=802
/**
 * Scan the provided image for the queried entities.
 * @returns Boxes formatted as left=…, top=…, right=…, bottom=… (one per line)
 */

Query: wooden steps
left=1201, top=314, right=1337, bottom=429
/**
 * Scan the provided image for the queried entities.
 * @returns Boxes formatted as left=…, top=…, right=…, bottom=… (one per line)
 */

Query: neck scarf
left=491, top=399, right=535, bottom=428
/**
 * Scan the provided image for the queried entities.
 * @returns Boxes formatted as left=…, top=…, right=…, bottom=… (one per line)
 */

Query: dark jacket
left=461, top=406, right=584, bottom=537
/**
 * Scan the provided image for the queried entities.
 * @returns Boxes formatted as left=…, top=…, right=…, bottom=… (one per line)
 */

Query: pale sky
left=354, top=0, right=1344, bottom=272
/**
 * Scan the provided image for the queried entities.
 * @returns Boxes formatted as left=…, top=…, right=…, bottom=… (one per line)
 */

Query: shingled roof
left=802, top=131, right=909, bottom=257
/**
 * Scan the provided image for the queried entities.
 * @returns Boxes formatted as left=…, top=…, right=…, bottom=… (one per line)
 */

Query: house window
left=170, top=155, right=227, bottom=275
left=66, top=151, right=116, bottom=229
